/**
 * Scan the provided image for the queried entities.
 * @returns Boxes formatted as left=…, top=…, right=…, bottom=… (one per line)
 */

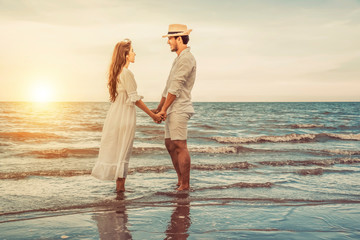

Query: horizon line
left=1, top=101, right=359, bottom=103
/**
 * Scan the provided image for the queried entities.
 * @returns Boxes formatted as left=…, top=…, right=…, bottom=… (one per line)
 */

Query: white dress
left=91, top=68, right=143, bottom=180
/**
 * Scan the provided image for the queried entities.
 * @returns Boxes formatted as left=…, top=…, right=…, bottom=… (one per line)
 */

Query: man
left=153, top=24, right=196, bottom=191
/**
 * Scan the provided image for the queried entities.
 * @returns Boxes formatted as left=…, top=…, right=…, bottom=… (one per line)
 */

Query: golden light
left=31, top=83, right=54, bottom=102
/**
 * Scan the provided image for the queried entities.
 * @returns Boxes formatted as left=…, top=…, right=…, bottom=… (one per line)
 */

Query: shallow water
left=0, top=102, right=360, bottom=239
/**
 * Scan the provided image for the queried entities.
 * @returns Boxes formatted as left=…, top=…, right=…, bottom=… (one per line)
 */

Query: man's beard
left=171, top=44, right=178, bottom=52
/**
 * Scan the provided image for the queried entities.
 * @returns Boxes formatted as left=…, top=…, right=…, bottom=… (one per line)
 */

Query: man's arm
left=151, top=97, right=166, bottom=114
left=158, top=93, right=176, bottom=120
left=155, top=56, right=191, bottom=118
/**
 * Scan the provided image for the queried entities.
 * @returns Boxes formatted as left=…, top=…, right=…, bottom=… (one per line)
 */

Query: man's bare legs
left=116, top=178, right=126, bottom=192
left=165, top=138, right=191, bottom=190
left=165, top=138, right=181, bottom=186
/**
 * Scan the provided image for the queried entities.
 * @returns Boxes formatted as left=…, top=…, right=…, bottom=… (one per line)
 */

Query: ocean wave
left=138, top=129, right=164, bottom=136
left=302, top=149, right=360, bottom=157
left=0, top=170, right=92, bottom=180
left=195, top=182, right=273, bottom=191
left=192, top=161, right=256, bottom=170
left=338, top=125, right=360, bottom=130
left=78, top=123, right=103, bottom=132
left=3, top=195, right=360, bottom=219
left=19, top=148, right=99, bottom=159
left=141, top=135, right=165, bottom=141
left=189, top=146, right=258, bottom=154
left=129, top=165, right=173, bottom=174
left=1, top=157, right=357, bottom=180
left=191, top=146, right=239, bottom=154
left=17, top=146, right=180, bottom=159
left=201, top=124, right=217, bottom=130
left=0, top=167, right=174, bottom=180
left=212, top=133, right=317, bottom=144
left=322, top=169, right=357, bottom=174
left=0, top=115, right=22, bottom=120
left=0, top=161, right=256, bottom=180
left=290, top=124, right=325, bottom=129
left=321, top=149, right=360, bottom=156
left=326, top=133, right=360, bottom=141
left=258, top=158, right=360, bottom=167
left=1, top=110, right=18, bottom=114
left=132, top=147, right=166, bottom=155
left=188, top=197, right=360, bottom=205
left=15, top=145, right=277, bottom=159
left=296, top=168, right=323, bottom=176
left=17, top=146, right=165, bottom=159
left=137, top=125, right=164, bottom=133
left=3, top=197, right=360, bottom=218
left=211, top=133, right=360, bottom=144
left=192, top=123, right=217, bottom=130
left=0, top=132, right=64, bottom=141
left=295, top=168, right=358, bottom=175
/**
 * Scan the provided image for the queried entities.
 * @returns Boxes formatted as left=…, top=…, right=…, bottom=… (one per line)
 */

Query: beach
left=1, top=102, right=360, bottom=239
left=2, top=197, right=360, bottom=239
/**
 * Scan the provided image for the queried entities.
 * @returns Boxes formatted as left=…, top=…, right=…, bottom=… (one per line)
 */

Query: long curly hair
left=108, top=39, right=131, bottom=102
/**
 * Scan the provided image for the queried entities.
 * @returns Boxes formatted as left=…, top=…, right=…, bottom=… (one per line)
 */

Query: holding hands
left=157, top=110, right=167, bottom=122
left=151, top=112, right=162, bottom=123
left=151, top=109, right=167, bottom=124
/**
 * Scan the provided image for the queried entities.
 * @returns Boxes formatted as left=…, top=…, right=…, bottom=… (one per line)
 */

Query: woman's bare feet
left=116, top=178, right=126, bottom=192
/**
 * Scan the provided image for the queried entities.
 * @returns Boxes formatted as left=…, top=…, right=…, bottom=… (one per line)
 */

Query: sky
left=0, top=0, right=359, bottom=102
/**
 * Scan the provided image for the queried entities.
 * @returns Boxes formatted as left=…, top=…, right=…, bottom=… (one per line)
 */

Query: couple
left=91, top=24, right=196, bottom=192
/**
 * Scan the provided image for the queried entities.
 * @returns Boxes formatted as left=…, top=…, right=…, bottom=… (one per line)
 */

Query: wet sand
left=1, top=192, right=360, bottom=240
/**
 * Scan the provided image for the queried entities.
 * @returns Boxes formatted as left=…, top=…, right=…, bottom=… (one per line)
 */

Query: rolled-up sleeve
left=168, top=58, right=192, bottom=98
left=122, top=70, right=144, bottom=103
left=161, top=85, right=168, bottom=98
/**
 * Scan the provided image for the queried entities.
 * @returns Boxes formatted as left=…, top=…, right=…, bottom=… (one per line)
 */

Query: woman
left=91, top=39, right=161, bottom=192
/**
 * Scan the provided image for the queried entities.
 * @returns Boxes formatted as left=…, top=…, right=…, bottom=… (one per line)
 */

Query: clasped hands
left=151, top=109, right=166, bottom=124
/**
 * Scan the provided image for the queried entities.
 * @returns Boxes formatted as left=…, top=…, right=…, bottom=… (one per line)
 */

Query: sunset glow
left=31, top=83, right=54, bottom=102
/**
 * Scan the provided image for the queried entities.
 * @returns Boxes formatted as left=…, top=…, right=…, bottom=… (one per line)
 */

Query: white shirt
left=162, top=47, right=196, bottom=114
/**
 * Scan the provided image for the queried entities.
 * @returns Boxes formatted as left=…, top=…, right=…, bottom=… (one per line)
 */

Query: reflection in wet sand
left=165, top=192, right=191, bottom=240
left=92, top=193, right=132, bottom=240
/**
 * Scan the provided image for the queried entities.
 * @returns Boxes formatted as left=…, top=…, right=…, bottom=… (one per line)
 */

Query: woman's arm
left=135, top=100, right=162, bottom=123
left=121, top=69, right=161, bottom=122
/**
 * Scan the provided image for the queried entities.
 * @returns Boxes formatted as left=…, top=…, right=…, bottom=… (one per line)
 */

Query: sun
left=31, top=83, right=54, bottom=102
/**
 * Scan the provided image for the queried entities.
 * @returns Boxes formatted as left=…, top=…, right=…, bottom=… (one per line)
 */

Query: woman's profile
left=91, top=39, right=161, bottom=192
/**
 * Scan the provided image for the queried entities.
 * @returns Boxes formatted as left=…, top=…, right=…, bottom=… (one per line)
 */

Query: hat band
left=168, top=31, right=183, bottom=34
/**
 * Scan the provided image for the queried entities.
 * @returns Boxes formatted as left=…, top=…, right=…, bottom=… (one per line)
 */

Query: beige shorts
left=165, top=112, right=193, bottom=140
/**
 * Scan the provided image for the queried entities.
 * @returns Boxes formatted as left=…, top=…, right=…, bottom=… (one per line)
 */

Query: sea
left=0, top=102, right=360, bottom=239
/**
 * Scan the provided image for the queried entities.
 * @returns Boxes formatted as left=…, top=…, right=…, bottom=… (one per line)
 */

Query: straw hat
left=162, top=24, right=192, bottom=38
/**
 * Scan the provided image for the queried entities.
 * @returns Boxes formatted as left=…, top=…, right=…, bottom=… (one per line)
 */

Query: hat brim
left=162, top=29, right=192, bottom=38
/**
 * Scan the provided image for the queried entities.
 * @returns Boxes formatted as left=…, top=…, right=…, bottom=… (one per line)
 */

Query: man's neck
left=176, top=45, right=188, bottom=56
